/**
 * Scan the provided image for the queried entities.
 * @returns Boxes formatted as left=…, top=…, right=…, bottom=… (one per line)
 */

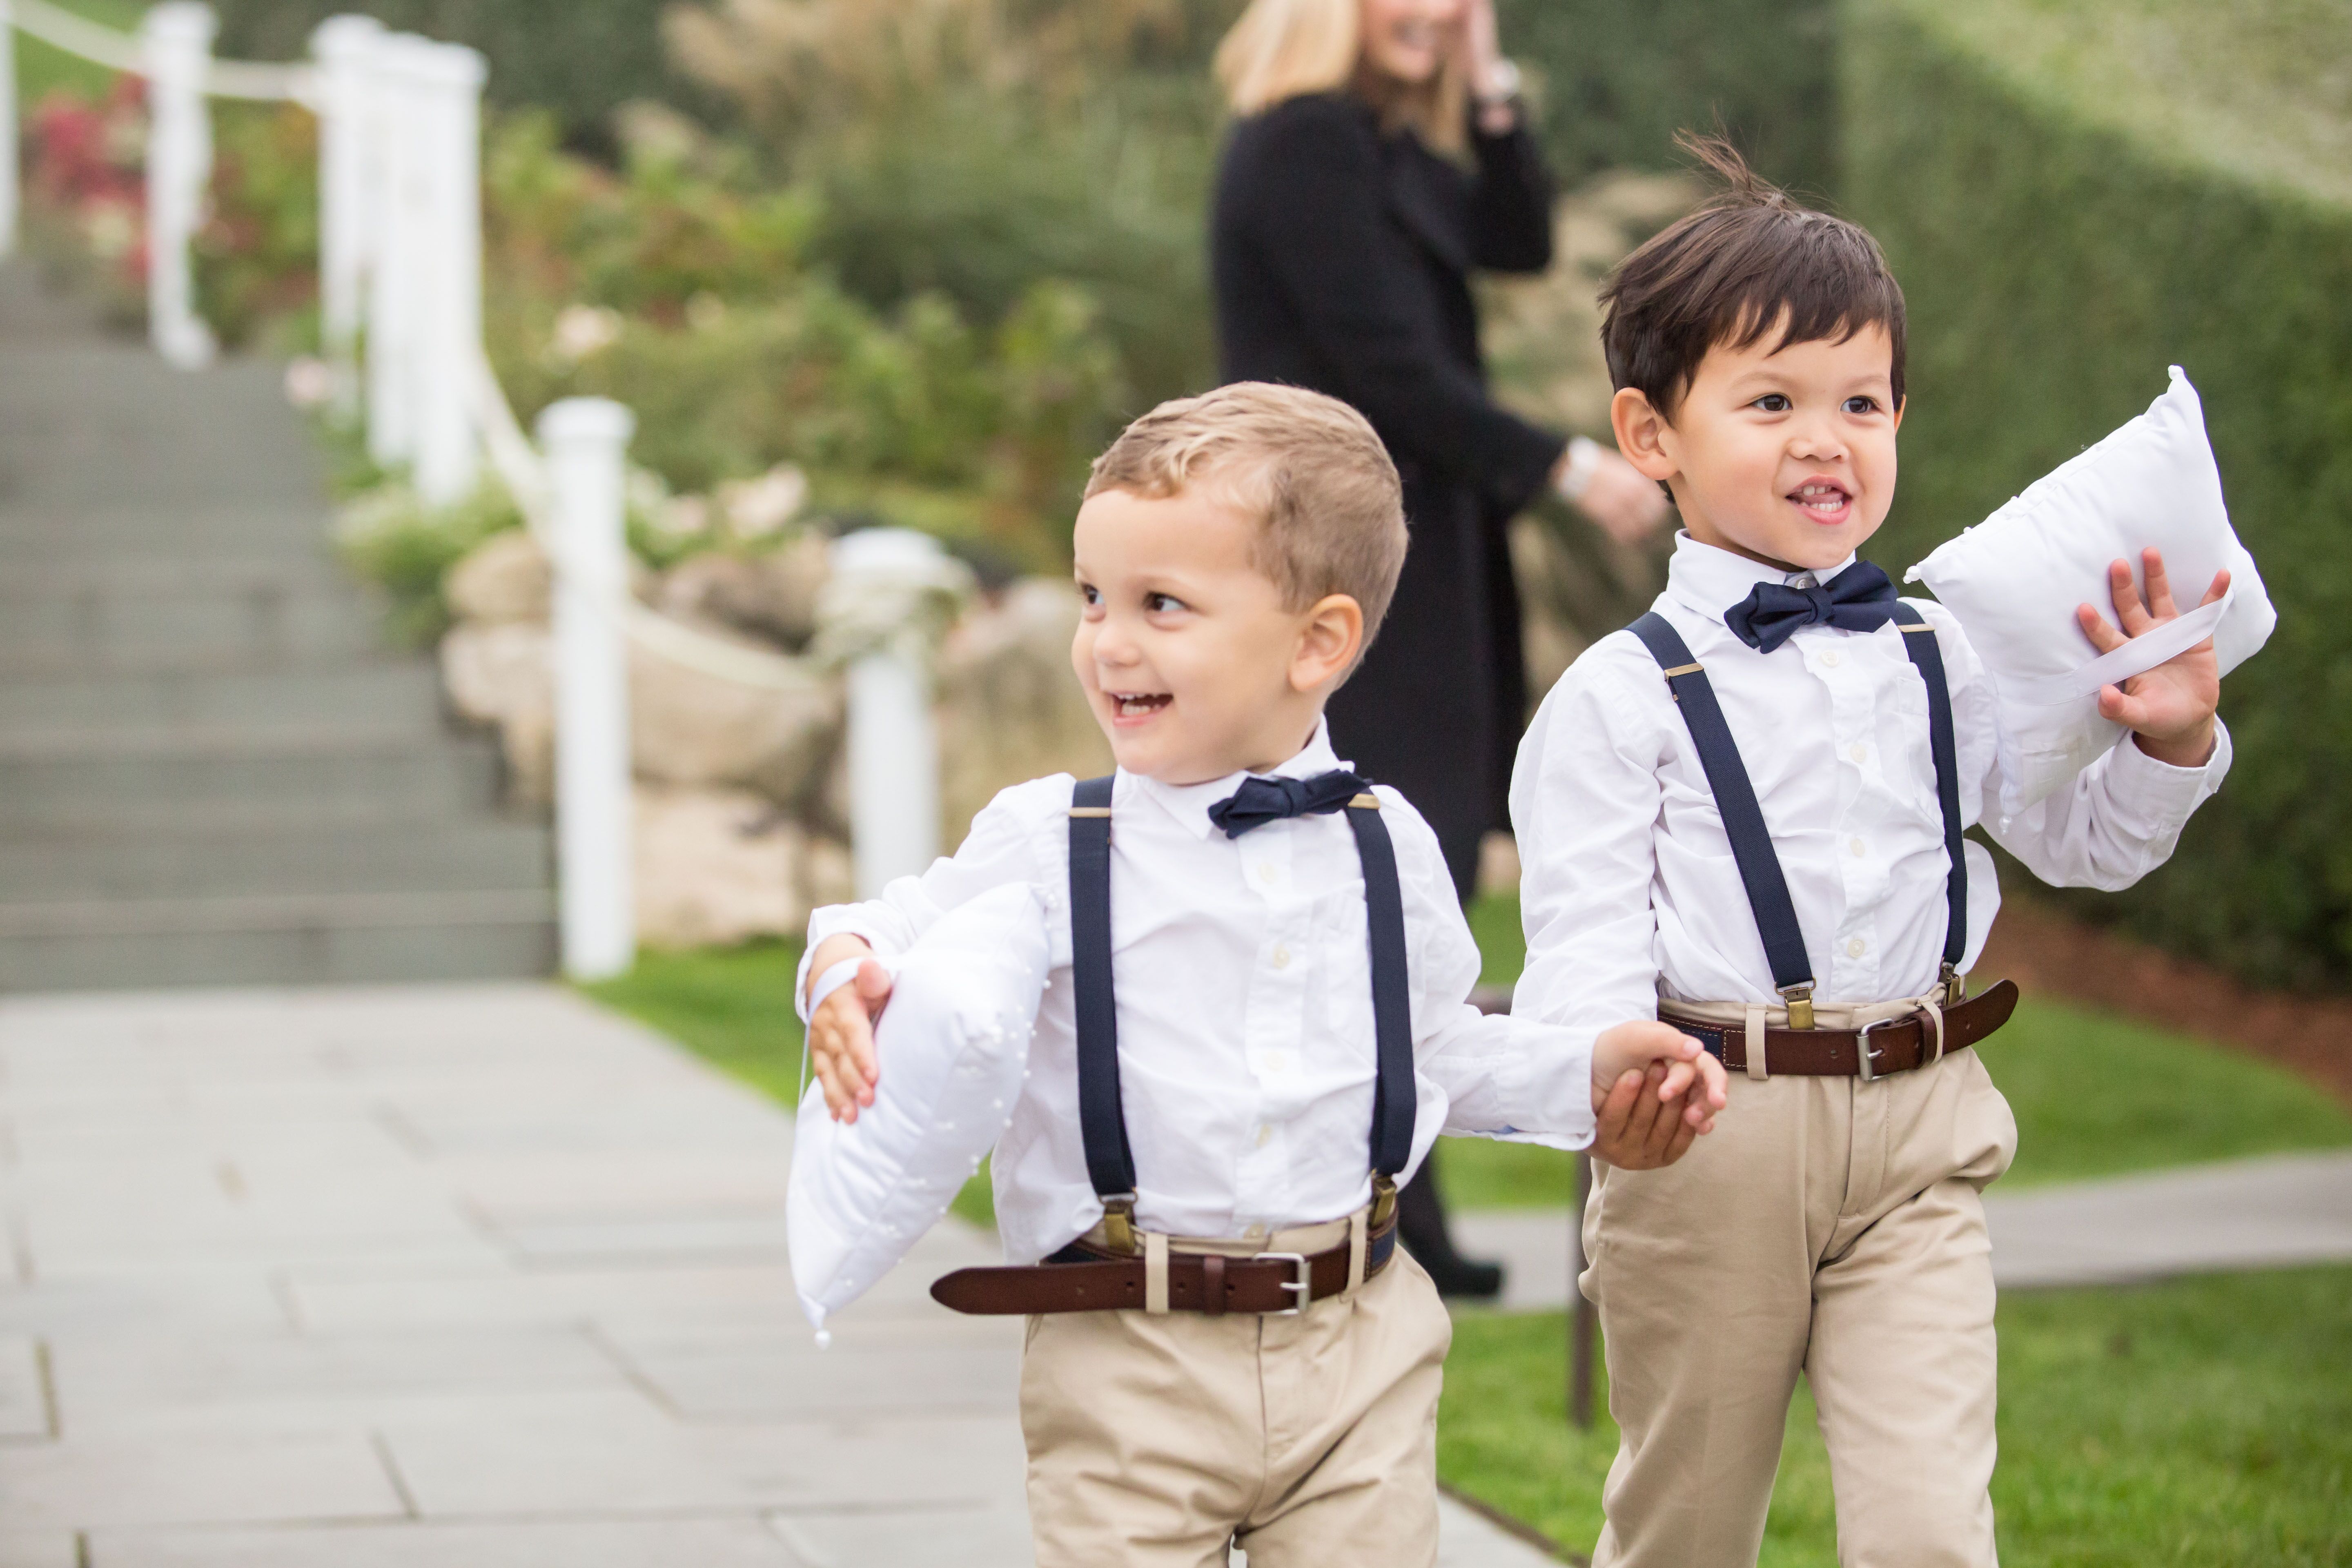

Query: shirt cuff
left=2102, top=715, right=2234, bottom=828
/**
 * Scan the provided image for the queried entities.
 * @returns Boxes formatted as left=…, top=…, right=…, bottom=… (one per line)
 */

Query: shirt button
left=1256, top=1123, right=1273, bottom=1148
left=1846, top=937, right=1867, bottom=958
left=1849, top=837, right=1867, bottom=857
left=1820, top=649, right=1843, bottom=668
left=1271, top=945, right=1292, bottom=970
left=1850, top=743, right=1869, bottom=764
left=1245, top=1223, right=1268, bottom=1239
left=1257, top=864, right=1279, bottom=885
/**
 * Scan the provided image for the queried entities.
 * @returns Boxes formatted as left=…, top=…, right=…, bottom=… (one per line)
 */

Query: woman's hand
left=1559, top=442, right=1674, bottom=545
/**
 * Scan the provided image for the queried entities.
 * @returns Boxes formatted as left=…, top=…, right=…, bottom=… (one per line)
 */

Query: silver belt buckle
left=1252, top=1251, right=1311, bottom=1316
left=1855, top=1014, right=1899, bottom=1083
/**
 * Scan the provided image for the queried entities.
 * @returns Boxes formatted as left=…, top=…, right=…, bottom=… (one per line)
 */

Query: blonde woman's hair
left=1086, top=383, right=1409, bottom=644
left=1214, top=0, right=1468, bottom=153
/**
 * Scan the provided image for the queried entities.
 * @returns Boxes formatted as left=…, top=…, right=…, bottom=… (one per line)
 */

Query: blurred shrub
left=1498, top=0, right=1840, bottom=194
left=211, top=0, right=708, bottom=156
left=196, top=101, right=323, bottom=351
left=1845, top=0, right=2352, bottom=989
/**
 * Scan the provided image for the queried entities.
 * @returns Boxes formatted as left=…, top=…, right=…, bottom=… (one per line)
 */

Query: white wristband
left=802, top=956, right=869, bottom=1024
left=1557, top=436, right=1605, bottom=502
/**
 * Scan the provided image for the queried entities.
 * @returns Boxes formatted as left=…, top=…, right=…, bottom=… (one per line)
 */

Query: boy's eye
left=1844, top=396, right=1880, bottom=416
left=1753, top=393, right=1792, bottom=413
left=1078, top=582, right=1101, bottom=608
left=1144, top=592, right=1186, bottom=615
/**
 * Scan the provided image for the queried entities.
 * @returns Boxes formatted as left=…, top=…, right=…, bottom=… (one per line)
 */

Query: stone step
left=0, top=818, right=552, bottom=902
left=0, top=264, right=104, bottom=342
left=0, top=726, right=508, bottom=831
left=0, top=662, right=448, bottom=734
left=0, top=350, right=325, bottom=510
left=0, top=561, right=387, bottom=673
left=0, top=505, right=341, bottom=559
left=0, top=894, right=558, bottom=991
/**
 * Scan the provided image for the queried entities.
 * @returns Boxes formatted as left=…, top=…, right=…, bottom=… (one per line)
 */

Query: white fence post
left=365, top=33, right=423, bottom=469
left=832, top=529, right=950, bottom=899
left=141, top=2, right=219, bottom=370
left=1, top=1, right=19, bottom=259
left=310, top=13, right=382, bottom=422
left=540, top=397, right=637, bottom=982
left=407, top=38, right=481, bottom=506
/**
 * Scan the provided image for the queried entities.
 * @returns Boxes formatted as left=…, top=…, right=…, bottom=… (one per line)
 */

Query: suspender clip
left=1779, top=983, right=1816, bottom=1031
left=1940, top=962, right=1966, bottom=1009
left=1369, top=1172, right=1399, bottom=1229
left=1098, top=1193, right=1142, bottom=1257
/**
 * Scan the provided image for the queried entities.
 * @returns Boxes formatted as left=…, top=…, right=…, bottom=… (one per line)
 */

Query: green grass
left=1439, top=1265, right=2352, bottom=1566
left=1434, top=896, right=2352, bottom=1211
left=579, top=938, right=1001, bottom=1228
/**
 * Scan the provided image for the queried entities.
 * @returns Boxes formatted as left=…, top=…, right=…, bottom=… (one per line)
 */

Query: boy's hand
left=2076, top=547, right=2226, bottom=768
left=1590, top=1020, right=1728, bottom=1168
left=804, top=935, right=893, bottom=1124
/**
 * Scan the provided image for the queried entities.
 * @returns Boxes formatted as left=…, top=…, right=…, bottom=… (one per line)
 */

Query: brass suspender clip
left=1099, top=1193, right=1142, bottom=1256
left=1779, top=983, right=1816, bottom=1031
left=1940, top=962, right=1966, bottom=1009
left=1369, top=1172, right=1399, bottom=1229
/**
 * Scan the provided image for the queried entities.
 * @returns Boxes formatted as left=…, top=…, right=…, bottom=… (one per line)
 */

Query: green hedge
left=1844, top=0, right=2352, bottom=989
left=1499, top=0, right=1840, bottom=194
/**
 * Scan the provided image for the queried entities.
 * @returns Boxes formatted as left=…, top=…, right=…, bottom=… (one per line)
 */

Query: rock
left=653, top=533, right=829, bottom=650
left=629, top=627, right=840, bottom=808
left=936, top=577, right=1112, bottom=845
left=439, top=620, right=555, bottom=804
left=444, top=529, right=550, bottom=624
left=635, top=784, right=813, bottom=949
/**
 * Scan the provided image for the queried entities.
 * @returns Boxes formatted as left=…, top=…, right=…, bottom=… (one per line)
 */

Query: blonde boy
left=1512, top=142, right=2233, bottom=1566
left=802, top=383, right=1727, bottom=1568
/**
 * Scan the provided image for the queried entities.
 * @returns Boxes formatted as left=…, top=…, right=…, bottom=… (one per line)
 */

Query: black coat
left=1212, top=93, right=1565, bottom=898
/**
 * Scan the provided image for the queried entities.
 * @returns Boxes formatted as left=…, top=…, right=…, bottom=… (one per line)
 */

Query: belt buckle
left=1252, top=1251, right=1311, bottom=1316
left=1855, top=1014, right=1899, bottom=1083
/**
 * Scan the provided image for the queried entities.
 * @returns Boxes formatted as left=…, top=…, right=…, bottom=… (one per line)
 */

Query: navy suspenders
left=1065, top=775, right=1414, bottom=1252
left=1627, top=606, right=1967, bottom=1026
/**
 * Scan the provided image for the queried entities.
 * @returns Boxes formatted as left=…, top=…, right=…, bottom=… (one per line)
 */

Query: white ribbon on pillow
left=2007, top=584, right=2232, bottom=706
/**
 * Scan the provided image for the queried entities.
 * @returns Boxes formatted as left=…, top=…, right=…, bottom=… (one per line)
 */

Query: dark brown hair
left=1600, top=134, right=1906, bottom=419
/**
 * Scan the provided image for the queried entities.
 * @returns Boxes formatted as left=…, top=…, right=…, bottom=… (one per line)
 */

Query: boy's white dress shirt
left=804, top=722, right=1594, bottom=1265
left=1512, top=534, right=2232, bottom=1055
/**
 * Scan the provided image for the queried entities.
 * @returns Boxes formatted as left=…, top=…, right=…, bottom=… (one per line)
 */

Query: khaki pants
left=1020, top=1236, right=1452, bottom=1568
left=1586, top=1046, right=2018, bottom=1568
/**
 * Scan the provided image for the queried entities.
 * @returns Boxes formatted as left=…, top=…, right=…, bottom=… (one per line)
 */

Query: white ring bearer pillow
left=1906, top=367, right=2275, bottom=817
left=787, top=881, right=1048, bottom=1342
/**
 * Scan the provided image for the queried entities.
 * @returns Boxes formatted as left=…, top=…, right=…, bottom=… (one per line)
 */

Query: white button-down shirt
left=1511, top=534, right=2232, bottom=1053
left=805, top=724, right=1593, bottom=1264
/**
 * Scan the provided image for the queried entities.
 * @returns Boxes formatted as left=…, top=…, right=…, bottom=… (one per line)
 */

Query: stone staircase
left=0, top=265, right=557, bottom=989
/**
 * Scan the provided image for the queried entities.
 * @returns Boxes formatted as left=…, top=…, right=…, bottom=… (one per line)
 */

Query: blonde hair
left=1087, top=383, right=1409, bottom=641
left=1214, top=0, right=1468, bottom=153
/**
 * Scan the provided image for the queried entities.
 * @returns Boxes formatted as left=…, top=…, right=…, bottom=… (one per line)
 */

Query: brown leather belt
left=931, top=1212, right=1398, bottom=1317
left=1666, top=980, right=2018, bottom=1078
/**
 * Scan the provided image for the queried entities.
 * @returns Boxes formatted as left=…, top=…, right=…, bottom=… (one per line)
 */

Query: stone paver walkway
left=1454, top=1148, right=2352, bottom=1314
left=0, top=986, right=1551, bottom=1566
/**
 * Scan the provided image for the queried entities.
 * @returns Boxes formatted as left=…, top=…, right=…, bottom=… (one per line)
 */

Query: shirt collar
left=1663, top=531, right=1859, bottom=620
left=1130, top=719, right=1348, bottom=841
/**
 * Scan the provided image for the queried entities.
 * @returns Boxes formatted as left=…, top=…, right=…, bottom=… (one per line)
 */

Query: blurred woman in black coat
left=1212, top=0, right=1664, bottom=900
left=1210, top=0, right=1666, bottom=1295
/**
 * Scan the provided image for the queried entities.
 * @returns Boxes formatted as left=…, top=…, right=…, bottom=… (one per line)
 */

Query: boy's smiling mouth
left=1789, top=479, right=1853, bottom=522
left=1109, top=691, right=1173, bottom=722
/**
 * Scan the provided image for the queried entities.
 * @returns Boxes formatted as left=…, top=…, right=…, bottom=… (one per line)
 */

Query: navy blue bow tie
left=1723, top=560, right=1899, bottom=653
left=1207, top=770, right=1368, bottom=839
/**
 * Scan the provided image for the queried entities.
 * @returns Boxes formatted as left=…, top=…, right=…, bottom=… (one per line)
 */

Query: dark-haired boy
left=1511, top=145, right=2234, bottom=1566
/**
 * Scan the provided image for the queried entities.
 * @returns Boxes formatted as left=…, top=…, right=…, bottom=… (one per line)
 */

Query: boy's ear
left=1293, top=593, right=1365, bottom=694
left=1891, top=394, right=1906, bottom=432
left=1610, top=386, right=1680, bottom=485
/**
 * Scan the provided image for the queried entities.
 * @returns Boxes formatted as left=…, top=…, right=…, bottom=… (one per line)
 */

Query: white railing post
left=407, top=38, right=482, bottom=506
left=310, top=13, right=382, bottom=422
left=365, top=33, right=424, bottom=470
left=539, top=397, right=637, bottom=982
left=141, top=2, right=219, bottom=370
left=832, top=529, right=950, bottom=898
left=1, top=2, right=20, bottom=258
